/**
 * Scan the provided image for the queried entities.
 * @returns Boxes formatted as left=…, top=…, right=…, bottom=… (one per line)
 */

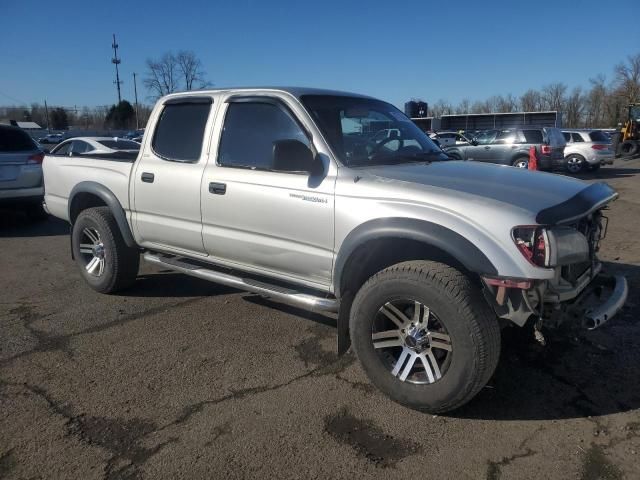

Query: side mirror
left=272, top=139, right=315, bottom=173
left=471, top=139, right=479, bottom=146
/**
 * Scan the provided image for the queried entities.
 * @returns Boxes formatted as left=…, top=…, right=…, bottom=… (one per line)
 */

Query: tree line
left=424, top=52, right=640, bottom=128
left=2, top=51, right=637, bottom=130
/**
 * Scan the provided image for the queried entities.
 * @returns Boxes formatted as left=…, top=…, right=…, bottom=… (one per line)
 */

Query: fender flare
left=333, top=218, right=498, bottom=299
left=68, top=181, right=136, bottom=248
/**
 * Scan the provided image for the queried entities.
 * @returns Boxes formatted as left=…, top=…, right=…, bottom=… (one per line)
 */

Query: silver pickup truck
left=43, top=87, right=628, bottom=413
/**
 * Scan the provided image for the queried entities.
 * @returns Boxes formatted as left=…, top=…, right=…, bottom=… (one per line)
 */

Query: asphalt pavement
left=1, top=158, right=639, bottom=479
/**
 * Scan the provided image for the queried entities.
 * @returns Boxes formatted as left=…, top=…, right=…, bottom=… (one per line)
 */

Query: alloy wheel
left=79, top=227, right=105, bottom=277
left=566, top=155, right=583, bottom=173
left=371, top=299, right=452, bottom=384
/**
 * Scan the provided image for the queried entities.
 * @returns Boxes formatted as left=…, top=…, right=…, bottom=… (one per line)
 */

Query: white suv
left=562, top=129, right=614, bottom=173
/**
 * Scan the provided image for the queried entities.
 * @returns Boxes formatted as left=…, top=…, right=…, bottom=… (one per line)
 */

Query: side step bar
left=143, top=252, right=339, bottom=313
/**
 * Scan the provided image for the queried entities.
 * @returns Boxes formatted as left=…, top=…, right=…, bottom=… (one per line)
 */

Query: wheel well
left=69, top=193, right=107, bottom=224
left=338, top=237, right=476, bottom=297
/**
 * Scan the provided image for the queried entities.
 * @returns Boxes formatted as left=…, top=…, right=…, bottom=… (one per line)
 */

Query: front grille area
left=560, top=210, right=604, bottom=285
left=562, top=261, right=591, bottom=284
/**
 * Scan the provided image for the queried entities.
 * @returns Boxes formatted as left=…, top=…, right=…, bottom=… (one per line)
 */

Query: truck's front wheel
left=72, top=207, right=139, bottom=293
left=350, top=260, right=500, bottom=413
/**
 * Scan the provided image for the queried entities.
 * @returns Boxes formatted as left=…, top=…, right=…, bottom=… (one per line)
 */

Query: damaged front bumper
left=483, top=270, right=628, bottom=330
left=574, top=274, right=628, bottom=329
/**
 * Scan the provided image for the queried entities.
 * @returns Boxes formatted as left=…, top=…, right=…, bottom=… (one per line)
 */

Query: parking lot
left=0, top=158, right=639, bottom=479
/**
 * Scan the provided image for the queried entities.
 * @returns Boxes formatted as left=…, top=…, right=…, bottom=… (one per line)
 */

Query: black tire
left=349, top=260, right=501, bottom=413
left=71, top=207, right=139, bottom=293
left=619, top=141, right=638, bottom=157
left=447, top=152, right=461, bottom=160
left=565, top=154, right=585, bottom=174
left=511, top=156, right=529, bottom=169
left=25, top=203, right=49, bottom=221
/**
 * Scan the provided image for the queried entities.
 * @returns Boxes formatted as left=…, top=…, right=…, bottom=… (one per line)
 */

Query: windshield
left=301, top=95, right=448, bottom=167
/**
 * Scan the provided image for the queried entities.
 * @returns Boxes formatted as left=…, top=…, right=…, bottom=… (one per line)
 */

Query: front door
left=200, top=96, right=336, bottom=289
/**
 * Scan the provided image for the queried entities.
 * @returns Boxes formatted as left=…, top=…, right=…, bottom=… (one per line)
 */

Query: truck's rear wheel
left=72, top=207, right=139, bottom=293
left=349, top=260, right=500, bottom=413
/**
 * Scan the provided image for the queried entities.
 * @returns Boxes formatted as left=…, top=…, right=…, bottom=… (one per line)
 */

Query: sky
left=1, top=0, right=639, bottom=110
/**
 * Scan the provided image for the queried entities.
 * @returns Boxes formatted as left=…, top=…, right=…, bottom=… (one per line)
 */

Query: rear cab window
left=152, top=98, right=212, bottom=162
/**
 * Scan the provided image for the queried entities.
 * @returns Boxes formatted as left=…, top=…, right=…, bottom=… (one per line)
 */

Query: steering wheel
left=369, top=135, right=404, bottom=157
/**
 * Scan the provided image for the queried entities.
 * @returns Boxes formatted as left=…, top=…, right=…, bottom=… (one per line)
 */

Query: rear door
left=0, top=126, right=42, bottom=190
left=132, top=96, right=215, bottom=255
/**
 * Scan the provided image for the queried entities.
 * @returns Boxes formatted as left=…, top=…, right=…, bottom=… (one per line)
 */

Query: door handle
left=484, top=146, right=491, bottom=150
left=209, top=182, right=226, bottom=195
left=141, top=172, right=155, bottom=183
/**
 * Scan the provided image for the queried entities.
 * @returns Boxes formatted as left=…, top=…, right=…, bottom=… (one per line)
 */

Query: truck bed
left=43, top=154, right=136, bottom=221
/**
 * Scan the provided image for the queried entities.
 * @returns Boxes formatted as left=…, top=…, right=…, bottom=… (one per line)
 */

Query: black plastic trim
left=333, top=218, right=498, bottom=298
left=536, top=182, right=617, bottom=225
left=68, top=181, right=137, bottom=248
left=164, top=96, right=213, bottom=105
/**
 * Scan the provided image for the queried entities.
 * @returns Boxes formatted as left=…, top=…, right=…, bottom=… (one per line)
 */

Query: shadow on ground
left=454, top=262, right=640, bottom=421
left=0, top=209, right=68, bottom=237
left=575, top=167, right=640, bottom=180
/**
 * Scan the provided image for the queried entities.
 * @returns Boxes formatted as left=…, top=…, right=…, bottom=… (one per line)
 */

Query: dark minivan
left=444, top=126, right=567, bottom=171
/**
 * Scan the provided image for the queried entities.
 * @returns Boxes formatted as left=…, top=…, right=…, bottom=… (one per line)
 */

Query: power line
left=0, top=89, right=29, bottom=105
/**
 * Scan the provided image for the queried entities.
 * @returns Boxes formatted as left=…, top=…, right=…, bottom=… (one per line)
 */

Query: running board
left=143, top=252, right=339, bottom=313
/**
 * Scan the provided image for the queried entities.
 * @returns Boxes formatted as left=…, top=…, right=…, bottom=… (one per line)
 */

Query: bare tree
left=495, top=94, right=518, bottom=113
left=520, top=89, right=543, bottom=111
left=455, top=98, right=471, bottom=114
left=541, top=82, right=567, bottom=111
left=614, top=53, right=640, bottom=103
left=176, top=50, right=211, bottom=90
left=430, top=99, right=453, bottom=117
left=565, top=87, right=584, bottom=128
left=144, top=53, right=180, bottom=99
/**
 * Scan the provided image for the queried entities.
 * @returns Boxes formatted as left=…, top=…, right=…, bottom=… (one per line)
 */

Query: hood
left=363, top=161, right=617, bottom=225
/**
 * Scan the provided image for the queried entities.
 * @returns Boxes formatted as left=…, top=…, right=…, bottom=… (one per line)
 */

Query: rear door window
left=0, top=127, right=36, bottom=152
left=494, top=130, right=516, bottom=144
left=152, top=100, right=212, bottom=162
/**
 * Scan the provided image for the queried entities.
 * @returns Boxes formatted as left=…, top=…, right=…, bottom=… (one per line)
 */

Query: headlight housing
left=512, top=225, right=591, bottom=268
left=511, top=226, right=551, bottom=268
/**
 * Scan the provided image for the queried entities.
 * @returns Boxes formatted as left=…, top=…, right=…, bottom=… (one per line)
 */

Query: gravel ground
left=1, top=157, right=639, bottom=480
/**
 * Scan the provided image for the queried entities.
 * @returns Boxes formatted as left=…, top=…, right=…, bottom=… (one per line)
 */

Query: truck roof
left=160, top=86, right=373, bottom=101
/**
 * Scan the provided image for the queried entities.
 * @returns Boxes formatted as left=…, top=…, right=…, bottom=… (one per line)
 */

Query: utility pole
left=133, top=72, right=140, bottom=129
left=44, top=100, right=50, bottom=133
left=111, top=34, right=122, bottom=103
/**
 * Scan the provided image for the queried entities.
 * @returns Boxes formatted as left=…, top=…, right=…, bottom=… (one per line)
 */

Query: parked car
left=444, top=127, right=567, bottom=171
left=43, top=87, right=627, bottom=413
left=0, top=125, right=47, bottom=219
left=50, top=137, right=141, bottom=157
left=38, top=133, right=65, bottom=144
left=123, top=129, right=145, bottom=140
left=429, top=131, right=471, bottom=148
left=562, top=129, right=614, bottom=173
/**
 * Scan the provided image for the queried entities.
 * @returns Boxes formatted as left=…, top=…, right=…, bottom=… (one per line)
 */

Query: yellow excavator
left=616, top=103, right=640, bottom=157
